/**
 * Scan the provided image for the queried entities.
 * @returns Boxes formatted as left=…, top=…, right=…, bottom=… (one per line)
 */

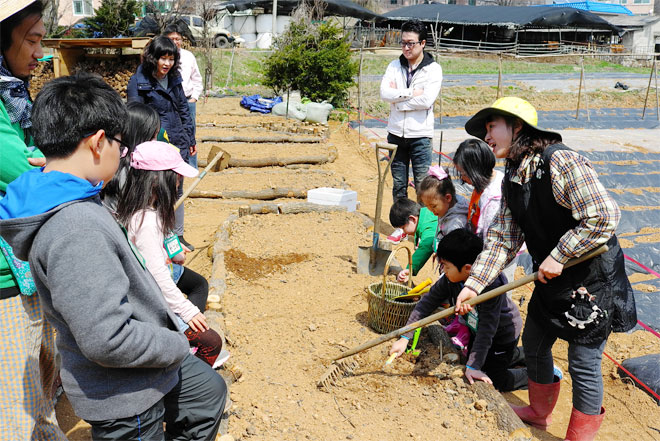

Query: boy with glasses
left=380, top=19, right=443, bottom=243
left=0, top=73, right=226, bottom=440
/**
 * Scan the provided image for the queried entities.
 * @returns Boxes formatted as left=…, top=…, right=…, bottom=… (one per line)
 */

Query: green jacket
left=411, top=207, right=438, bottom=275
left=0, top=98, right=43, bottom=289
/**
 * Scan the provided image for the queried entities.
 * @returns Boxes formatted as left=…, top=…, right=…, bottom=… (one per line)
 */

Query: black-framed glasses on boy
left=81, top=131, right=128, bottom=158
left=106, top=134, right=129, bottom=158
left=400, top=41, right=421, bottom=48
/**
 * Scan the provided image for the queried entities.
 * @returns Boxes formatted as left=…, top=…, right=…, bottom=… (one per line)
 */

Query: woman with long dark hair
left=127, top=35, right=196, bottom=250
left=454, top=97, right=637, bottom=440
left=0, top=1, right=67, bottom=438
left=101, top=101, right=161, bottom=213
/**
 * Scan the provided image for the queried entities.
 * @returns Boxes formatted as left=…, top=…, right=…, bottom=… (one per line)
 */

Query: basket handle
left=380, top=245, right=413, bottom=309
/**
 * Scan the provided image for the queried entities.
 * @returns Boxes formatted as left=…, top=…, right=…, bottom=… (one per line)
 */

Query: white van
left=178, top=14, right=237, bottom=48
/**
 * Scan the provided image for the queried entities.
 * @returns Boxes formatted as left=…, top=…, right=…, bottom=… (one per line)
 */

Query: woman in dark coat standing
left=127, top=35, right=196, bottom=250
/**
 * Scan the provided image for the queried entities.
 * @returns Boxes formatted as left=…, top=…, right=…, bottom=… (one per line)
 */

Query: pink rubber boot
left=510, top=379, right=561, bottom=430
left=564, top=407, right=605, bottom=441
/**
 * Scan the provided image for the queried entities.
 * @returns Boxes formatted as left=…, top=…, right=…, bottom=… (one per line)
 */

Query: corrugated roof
left=540, top=1, right=633, bottom=16
left=382, top=4, right=622, bottom=31
left=606, top=14, right=660, bottom=27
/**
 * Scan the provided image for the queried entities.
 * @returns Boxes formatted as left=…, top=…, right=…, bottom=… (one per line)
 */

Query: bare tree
left=198, top=0, right=216, bottom=94
left=42, top=0, right=62, bottom=36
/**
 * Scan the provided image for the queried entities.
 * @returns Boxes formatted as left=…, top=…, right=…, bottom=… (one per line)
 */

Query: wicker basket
left=367, top=245, right=420, bottom=334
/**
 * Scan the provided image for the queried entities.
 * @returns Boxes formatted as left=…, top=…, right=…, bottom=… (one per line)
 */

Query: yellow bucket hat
left=465, top=96, right=561, bottom=142
left=0, top=0, right=38, bottom=23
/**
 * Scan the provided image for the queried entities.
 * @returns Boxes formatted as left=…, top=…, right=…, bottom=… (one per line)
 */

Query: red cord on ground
left=603, top=352, right=660, bottom=402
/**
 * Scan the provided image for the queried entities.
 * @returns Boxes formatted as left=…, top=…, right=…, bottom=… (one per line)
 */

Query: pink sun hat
left=130, top=141, right=199, bottom=178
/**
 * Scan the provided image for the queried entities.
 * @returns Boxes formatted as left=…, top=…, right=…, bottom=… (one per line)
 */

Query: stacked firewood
left=28, top=55, right=140, bottom=99
left=28, top=60, right=54, bottom=98
left=74, top=56, right=140, bottom=99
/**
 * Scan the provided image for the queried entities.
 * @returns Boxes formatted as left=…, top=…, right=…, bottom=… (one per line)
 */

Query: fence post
left=497, top=53, right=503, bottom=99
left=439, top=86, right=443, bottom=124
left=642, top=58, right=656, bottom=120
left=223, top=44, right=236, bottom=90
left=358, top=37, right=366, bottom=143
left=584, top=57, right=590, bottom=122
left=576, top=56, right=586, bottom=120
left=655, top=58, right=659, bottom=121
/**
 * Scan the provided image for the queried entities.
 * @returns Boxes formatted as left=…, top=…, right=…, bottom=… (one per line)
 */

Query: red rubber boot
left=564, top=407, right=605, bottom=441
left=510, top=379, right=561, bottom=430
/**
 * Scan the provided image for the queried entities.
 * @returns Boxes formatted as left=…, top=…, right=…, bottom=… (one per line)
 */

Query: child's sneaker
left=451, top=336, right=466, bottom=351
left=213, top=349, right=231, bottom=369
left=553, top=364, right=563, bottom=381
left=387, top=228, right=407, bottom=244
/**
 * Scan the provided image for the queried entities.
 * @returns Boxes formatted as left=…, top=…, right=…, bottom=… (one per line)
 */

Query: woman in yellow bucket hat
left=0, top=1, right=67, bottom=440
left=454, top=97, right=637, bottom=441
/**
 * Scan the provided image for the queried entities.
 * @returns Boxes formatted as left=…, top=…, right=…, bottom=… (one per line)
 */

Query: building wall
left=619, top=0, right=656, bottom=15
left=57, top=0, right=102, bottom=27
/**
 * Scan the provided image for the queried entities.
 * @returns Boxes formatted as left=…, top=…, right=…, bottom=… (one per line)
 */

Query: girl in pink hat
left=116, top=141, right=228, bottom=368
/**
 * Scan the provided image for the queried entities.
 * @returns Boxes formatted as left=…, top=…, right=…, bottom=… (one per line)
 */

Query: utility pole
left=272, top=0, right=278, bottom=38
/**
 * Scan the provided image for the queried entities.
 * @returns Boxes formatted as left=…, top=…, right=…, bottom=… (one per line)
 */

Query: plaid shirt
left=465, top=149, right=620, bottom=294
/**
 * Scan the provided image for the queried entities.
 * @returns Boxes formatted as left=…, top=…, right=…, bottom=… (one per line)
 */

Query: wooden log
left=471, top=383, right=532, bottom=440
left=237, top=202, right=348, bottom=216
left=200, top=135, right=322, bottom=143
left=278, top=202, right=347, bottom=214
left=188, top=188, right=308, bottom=200
left=214, top=168, right=335, bottom=176
left=197, top=153, right=336, bottom=169
left=226, top=154, right=336, bottom=168
left=426, top=325, right=532, bottom=440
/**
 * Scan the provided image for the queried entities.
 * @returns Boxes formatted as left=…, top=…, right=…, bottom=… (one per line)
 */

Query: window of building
left=390, top=0, right=397, bottom=4
left=633, top=0, right=650, bottom=4
left=72, top=0, right=93, bottom=16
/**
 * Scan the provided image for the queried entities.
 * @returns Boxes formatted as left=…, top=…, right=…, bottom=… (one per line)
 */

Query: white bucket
left=255, top=14, right=273, bottom=34
left=232, top=15, right=256, bottom=35
left=242, top=33, right=257, bottom=49
left=256, top=32, right=272, bottom=49
left=276, top=15, right=291, bottom=35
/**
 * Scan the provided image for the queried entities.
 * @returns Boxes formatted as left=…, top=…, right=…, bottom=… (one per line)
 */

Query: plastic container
left=242, top=33, right=258, bottom=48
left=256, top=14, right=273, bottom=33
left=232, top=15, right=256, bottom=34
left=307, top=187, right=358, bottom=212
left=256, top=32, right=272, bottom=49
left=276, top=15, right=291, bottom=35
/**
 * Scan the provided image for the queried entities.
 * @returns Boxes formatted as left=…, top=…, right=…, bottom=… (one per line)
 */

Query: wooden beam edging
left=237, top=202, right=348, bottom=216
left=200, top=135, right=323, bottom=144
left=189, top=188, right=308, bottom=200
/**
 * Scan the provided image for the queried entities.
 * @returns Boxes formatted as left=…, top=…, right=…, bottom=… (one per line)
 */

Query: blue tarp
left=240, top=95, right=283, bottom=114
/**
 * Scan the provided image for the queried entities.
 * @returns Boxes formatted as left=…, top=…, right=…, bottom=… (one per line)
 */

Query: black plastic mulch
left=351, top=108, right=660, bottom=130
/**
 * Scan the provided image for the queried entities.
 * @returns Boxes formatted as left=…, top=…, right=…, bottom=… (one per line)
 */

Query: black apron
left=503, top=144, right=637, bottom=344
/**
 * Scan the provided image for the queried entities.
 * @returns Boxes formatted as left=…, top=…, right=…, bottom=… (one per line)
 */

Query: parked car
left=178, top=14, right=236, bottom=48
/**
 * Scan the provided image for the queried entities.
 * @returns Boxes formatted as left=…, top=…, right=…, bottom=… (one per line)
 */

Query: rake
left=318, top=245, right=608, bottom=390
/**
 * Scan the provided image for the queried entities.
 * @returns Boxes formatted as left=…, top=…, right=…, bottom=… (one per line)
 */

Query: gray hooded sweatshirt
left=0, top=174, right=189, bottom=421
left=433, top=194, right=469, bottom=252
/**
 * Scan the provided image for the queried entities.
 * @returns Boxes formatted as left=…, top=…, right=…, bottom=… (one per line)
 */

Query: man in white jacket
left=380, top=19, right=443, bottom=206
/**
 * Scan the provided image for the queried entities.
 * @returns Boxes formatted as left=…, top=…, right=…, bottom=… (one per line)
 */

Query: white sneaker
left=387, top=228, right=406, bottom=244
left=213, top=350, right=231, bottom=369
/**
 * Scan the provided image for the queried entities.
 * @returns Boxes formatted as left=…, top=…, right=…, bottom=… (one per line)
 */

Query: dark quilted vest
left=503, top=144, right=636, bottom=344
